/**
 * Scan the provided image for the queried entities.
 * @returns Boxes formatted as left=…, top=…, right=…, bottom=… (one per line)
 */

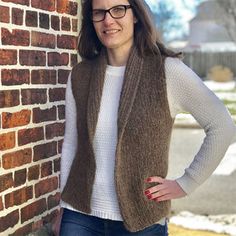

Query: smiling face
left=92, top=0, right=137, bottom=55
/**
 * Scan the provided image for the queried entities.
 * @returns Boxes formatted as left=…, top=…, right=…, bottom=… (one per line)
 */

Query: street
left=168, top=128, right=236, bottom=215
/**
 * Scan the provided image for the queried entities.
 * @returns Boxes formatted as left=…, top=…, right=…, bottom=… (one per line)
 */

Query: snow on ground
left=170, top=211, right=236, bottom=236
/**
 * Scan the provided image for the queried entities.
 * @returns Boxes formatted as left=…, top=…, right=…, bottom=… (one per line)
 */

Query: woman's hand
left=144, top=176, right=187, bottom=202
left=52, top=208, right=64, bottom=236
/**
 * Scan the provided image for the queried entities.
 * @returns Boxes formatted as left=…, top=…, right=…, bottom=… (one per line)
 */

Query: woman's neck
left=106, top=45, right=132, bottom=66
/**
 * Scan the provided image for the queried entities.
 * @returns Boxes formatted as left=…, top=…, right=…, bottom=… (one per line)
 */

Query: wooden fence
left=182, top=51, right=236, bottom=79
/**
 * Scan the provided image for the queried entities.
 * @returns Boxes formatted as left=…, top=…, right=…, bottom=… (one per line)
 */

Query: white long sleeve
left=60, top=58, right=236, bottom=219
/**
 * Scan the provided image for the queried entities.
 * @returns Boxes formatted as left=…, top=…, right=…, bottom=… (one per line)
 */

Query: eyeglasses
left=91, top=5, right=132, bottom=22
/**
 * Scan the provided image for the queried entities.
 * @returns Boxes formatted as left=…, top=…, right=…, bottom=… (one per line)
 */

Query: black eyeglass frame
left=91, top=5, right=132, bottom=22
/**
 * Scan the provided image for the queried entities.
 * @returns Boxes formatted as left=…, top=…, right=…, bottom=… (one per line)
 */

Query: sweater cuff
left=176, top=174, right=200, bottom=195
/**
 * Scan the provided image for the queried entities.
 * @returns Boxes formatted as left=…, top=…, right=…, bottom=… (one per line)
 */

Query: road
left=168, top=128, right=236, bottom=215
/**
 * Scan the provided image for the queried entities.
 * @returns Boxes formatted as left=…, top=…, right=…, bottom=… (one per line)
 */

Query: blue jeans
left=60, top=208, right=168, bottom=236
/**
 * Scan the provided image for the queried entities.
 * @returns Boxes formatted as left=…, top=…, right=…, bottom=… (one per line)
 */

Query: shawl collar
left=87, top=46, right=144, bottom=144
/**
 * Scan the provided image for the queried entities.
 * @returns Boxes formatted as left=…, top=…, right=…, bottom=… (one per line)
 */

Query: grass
left=169, top=224, right=229, bottom=236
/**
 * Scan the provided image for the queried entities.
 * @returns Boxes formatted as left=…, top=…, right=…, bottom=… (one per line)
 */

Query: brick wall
left=0, top=0, right=80, bottom=235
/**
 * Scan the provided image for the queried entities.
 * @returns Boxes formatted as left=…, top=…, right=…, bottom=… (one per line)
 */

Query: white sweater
left=60, top=57, right=236, bottom=222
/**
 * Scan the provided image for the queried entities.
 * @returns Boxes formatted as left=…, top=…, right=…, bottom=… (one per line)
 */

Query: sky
left=145, top=0, right=204, bottom=40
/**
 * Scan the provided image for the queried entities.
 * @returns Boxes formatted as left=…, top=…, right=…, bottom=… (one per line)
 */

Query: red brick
left=19, top=50, right=46, bottom=66
left=0, top=49, right=17, bottom=65
left=1, top=28, right=29, bottom=46
left=58, top=139, right=63, bottom=153
left=46, top=122, right=65, bottom=139
left=5, top=186, right=33, bottom=208
left=58, top=105, right=65, bottom=119
left=0, top=132, right=15, bottom=151
left=2, top=148, right=32, bottom=169
left=0, top=90, right=20, bottom=108
left=51, top=15, right=60, bottom=31
left=28, top=165, right=40, bottom=181
left=39, top=13, right=49, bottom=29
left=0, top=6, right=10, bottom=23
left=54, top=157, right=60, bottom=173
left=58, top=69, right=70, bottom=84
left=14, top=169, right=27, bottom=187
left=0, top=210, right=19, bottom=233
left=12, top=8, right=24, bottom=25
left=33, top=141, right=57, bottom=161
left=61, top=16, right=71, bottom=31
left=2, top=0, right=29, bottom=5
left=57, top=0, right=78, bottom=16
left=21, top=198, right=47, bottom=223
left=31, top=0, right=55, bottom=11
left=48, top=192, right=60, bottom=209
left=0, top=196, right=3, bottom=210
left=18, top=127, right=44, bottom=146
left=57, top=35, right=77, bottom=49
left=72, top=18, right=78, bottom=32
left=42, top=209, right=58, bottom=224
left=49, top=88, right=66, bottom=102
left=33, top=106, right=56, bottom=123
left=32, top=219, right=44, bottom=233
left=9, top=223, right=32, bottom=236
left=31, top=69, right=56, bottom=84
left=71, top=53, right=78, bottom=67
left=2, top=109, right=31, bottom=129
left=21, top=88, right=47, bottom=105
left=0, top=173, right=13, bottom=192
left=25, top=10, right=37, bottom=27
left=31, top=31, right=55, bottom=48
left=48, top=52, right=69, bottom=66
left=35, top=177, right=58, bottom=197
left=1, top=69, right=30, bottom=85
left=41, top=161, right=52, bottom=177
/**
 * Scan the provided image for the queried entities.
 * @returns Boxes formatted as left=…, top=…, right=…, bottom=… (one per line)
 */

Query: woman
left=55, top=0, right=236, bottom=235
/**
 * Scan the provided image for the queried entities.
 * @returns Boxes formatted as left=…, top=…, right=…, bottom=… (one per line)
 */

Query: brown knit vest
left=61, top=47, right=174, bottom=232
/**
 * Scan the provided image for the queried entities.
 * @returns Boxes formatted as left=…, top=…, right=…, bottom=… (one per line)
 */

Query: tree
left=216, top=0, right=236, bottom=42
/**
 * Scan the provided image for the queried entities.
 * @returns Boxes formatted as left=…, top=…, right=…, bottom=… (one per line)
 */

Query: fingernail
left=146, top=177, right=152, bottom=182
left=144, top=190, right=150, bottom=195
left=147, top=195, right=152, bottom=199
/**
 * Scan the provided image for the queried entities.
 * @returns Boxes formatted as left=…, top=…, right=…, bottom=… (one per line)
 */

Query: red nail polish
left=144, top=190, right=150, bottom=195
left=146, top=177, right=152, bottom=182
left=147, top=195, right=152, bottom=199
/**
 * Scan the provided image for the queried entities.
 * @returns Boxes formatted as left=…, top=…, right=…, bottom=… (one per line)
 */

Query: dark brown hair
left=78, top=0, right=181, bottom=60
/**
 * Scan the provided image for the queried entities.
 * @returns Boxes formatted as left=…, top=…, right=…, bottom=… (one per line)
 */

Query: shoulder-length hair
left=78, top=0, right=181, bottom=60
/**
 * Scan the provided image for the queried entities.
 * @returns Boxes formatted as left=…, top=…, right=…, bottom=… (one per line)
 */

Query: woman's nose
left=103, top=12, right=114, bottom=25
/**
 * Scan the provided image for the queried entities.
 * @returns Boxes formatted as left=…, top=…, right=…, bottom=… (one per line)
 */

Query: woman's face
left=92, top=0, right=137, bottom=53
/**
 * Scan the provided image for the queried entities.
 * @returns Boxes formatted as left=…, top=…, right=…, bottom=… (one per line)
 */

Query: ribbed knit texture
left=60, top=52, right=236, bottom=232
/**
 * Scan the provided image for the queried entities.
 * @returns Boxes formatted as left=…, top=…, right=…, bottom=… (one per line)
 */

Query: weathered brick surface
left=21, top=88, right=47, bottom=105
left=0, top=210, right=19, bottom=233
left=57, top=0, right=78, bottom=16
left=58, top=69, right=70, bottom=84
left=14, top=169, right=27, bottom=187
left=39, top=13, right=49, bottom=29
left=5, top=186, right=33, bottom=208
left=19, top=50, right=46, bottom=66
left=33, top=141, right=57, bottom=161
left=12, top=8, right=24, bottom=25
left=31, top=31, right=56, bottom=48
left=49, top=88, right=66, bottom=102
left=72, top=18, right=78, bottom=32
left=57, top=35, right=77, bottom=49
left=31, top=0, right=55, bottom=11
left=9, top=223, right=33, bottom=236
left=31, top=69, right=56, bottom=84
left=0, top=49, right=17, bottom=65
left=0, top=173, right=14, bottom=192
left=48, top=52, right=69, bottom=66
left=18, top=127, right=44, bottom=146
left=1, top=28, right=30, bottom=46
left=1, top=69, right=30, bottom=85
left=53, top=157, right=60, bottom=173
left=0, top=132, right=15, bottom=151
left=33, top=106, right=57, bottom=123
left=51, top=15, right=60, bottom=31
left=58, top=105, right=65, bottom=120
left=2, top=0, right=29, bottom=5
left=61, top=16, right=71, bottom=31
left=71, top=53, right=78, bottom=67
left=25, top=10, right=38, bottom=27
left=2, top=148, right=32, bottom=169
left=0, top=90, right=20, bottom=108
left=41, top=161, right=53, bottom=177
left=0, top=197, right=3, bottom=211
left=48, top=192, right=60, bottom=209
left=46, top=122, right=65, bottom=140
left=2, top=109, right=31, bottom=128
left=21, top=199, right=47, bottom=223
left=28, top=165, right=40, bottom=181
left=35, top=177, right=58, bottom=197
left=0, top=6, right=10, bottom=23
left=57, top=139, right=63, bottom=153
